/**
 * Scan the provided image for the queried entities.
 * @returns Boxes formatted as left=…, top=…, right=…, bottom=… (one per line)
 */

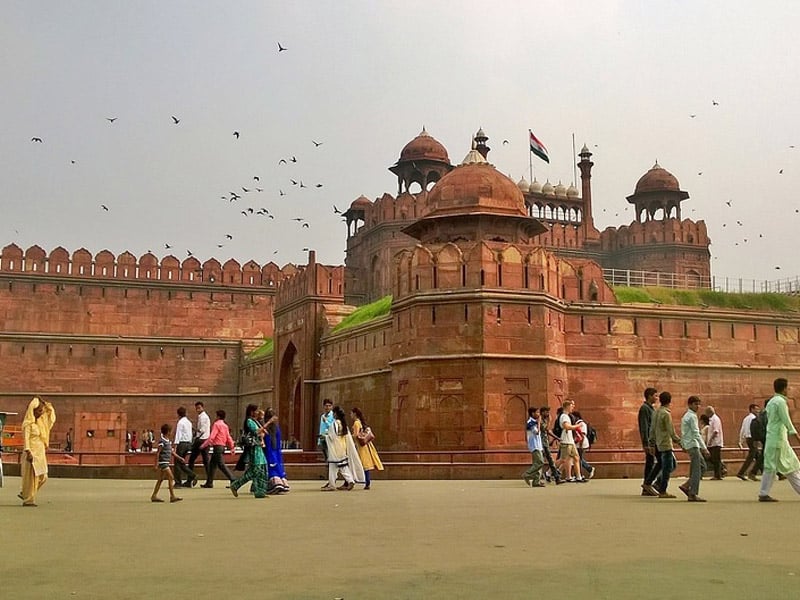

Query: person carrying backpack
left=737, top=403, right=762, bottom=481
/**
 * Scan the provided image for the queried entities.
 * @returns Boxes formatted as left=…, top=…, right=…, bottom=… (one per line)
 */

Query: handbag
left=239, top=430, right=259, bottom=449
left=357, top=427, right=375, bottom=446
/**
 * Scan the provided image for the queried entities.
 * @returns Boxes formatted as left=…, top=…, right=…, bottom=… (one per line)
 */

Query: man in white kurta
left=759, top=378, right=800, bottom=502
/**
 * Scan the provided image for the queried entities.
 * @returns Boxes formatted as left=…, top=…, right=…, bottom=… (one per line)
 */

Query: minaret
left=474, top=128, right=490, bottom=160
left=578, top=144, right=599, bottom=241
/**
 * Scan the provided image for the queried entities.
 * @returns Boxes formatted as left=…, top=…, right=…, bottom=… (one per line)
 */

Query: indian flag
left=529, top=129, right=549, bottom=163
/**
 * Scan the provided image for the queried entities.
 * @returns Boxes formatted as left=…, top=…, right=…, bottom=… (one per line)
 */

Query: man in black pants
left=539, top=407, right=561, bottom=483
left=639, top=387, right=661, bottom=496
left=737, top=403, right=762, bottom=481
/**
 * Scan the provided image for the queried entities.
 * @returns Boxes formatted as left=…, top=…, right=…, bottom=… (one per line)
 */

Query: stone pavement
left=2, top=476, right=798, bottom=599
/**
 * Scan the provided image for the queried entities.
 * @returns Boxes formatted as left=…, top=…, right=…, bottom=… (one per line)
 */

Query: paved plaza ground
left=2, top=475, right=800, bottom=599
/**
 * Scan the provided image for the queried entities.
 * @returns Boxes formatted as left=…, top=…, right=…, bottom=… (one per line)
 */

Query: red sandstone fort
left=1, top=128, right=796, bottom=456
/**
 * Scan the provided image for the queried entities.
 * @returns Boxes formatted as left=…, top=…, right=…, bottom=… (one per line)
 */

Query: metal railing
left=604, top=269, right=800, bottom=294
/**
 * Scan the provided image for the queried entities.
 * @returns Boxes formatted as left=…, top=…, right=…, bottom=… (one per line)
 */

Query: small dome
left=566, top=183, right=579, bottom=198
left=634, top=161, right=681, bottom=194
left=399, top=127, right=450, bottom=164
left=475, top=127, right=486, bottom=139
left=554, top=181, right=567, bottom=197
left=424, top=162, right=527, bottom=218
left=517, top=176, right=530, bottom=192
left=541, top=180, right=555, bottom=196
left=350, top=195, right=372, bottom=209
left=529, top=178, right=543, bottom=194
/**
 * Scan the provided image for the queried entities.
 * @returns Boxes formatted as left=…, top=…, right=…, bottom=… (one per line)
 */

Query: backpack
left=552, top=412, right=564, bottom=438
left=574, top=424, right=585, bottom=445
left=750, top=410, right=768, bottom=443
left=586, top=424, right=598, bottom=447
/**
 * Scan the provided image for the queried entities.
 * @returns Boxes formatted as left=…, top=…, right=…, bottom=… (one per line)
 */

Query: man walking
left=704, top=406, right=725, bottom=479
left=173, top=406, right=197, bottom=487
left=556, top=400, right=585, bottom=483
left=188, top=401, right=211, bottom=482
left=522, top=407, right=545, bottom=487
left=200, top=409, right=236, bottom=487
left=650, top=391, right=682, bottom=498
left=539, top=407, right=561, bottom=484
left=680, top=396, right=710, bottom=502
left=639, top=387, right=661, bottom=496
left=759, top=378, right=800, bottom=502
left=737, top=403, right=761, bottom=481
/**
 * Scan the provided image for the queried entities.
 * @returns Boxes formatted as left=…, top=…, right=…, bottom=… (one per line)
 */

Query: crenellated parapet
left=598, top=218, right=710, bottom=251
left=0, top=243, right=293, bottom=287
left=393, top=241, right=613, bottom=304
left=274, top=253, right=345, bottom=308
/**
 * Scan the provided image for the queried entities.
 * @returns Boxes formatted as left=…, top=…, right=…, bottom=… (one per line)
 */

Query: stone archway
left=278, top=342, right=302, bottom=445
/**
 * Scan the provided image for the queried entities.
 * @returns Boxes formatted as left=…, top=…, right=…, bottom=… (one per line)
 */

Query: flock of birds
left=20, top=42, right=354, bottom=265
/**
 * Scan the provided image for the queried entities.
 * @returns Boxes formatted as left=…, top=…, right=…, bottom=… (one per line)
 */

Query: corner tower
left=388, top=127, right=453, bottom=194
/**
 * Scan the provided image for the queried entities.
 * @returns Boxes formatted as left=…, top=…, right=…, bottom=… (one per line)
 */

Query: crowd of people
left=637, top=377, right=800, bottom=502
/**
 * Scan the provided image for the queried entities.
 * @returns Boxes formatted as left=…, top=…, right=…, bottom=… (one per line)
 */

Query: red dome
left=399, top=128, right=450, bottom=164
left=635, top=162, right=681, bottom=194
left=425, top=163, right=526, bottom=218
left=350, top=195, right=372, bottom=209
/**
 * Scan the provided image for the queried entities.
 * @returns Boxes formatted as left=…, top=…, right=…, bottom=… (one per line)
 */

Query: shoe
left=190, top=478, right=198, bottom=488
left=778, top=474, right=787, bottom=481
left=658, top=493, right=676, bottom=499
left=678, top=484, right=690, bottom=497
left=230, top=486, right=239, bottom=498
left=170, top=497, right=183, bottom=503
left=748, top=475, right=760, bottom=481
left=201, top=483, right=213, bottom=488
left=320, top=483, right=334, bottom=490
left=364, top=485, right=371, bottom=490
left=588, top=467, right=595, bottom=480
left=641, top=484, right=659, bottom=497
left=533, top=483, right=546, bottom=488
left=575, top=478, right=588, bottom=483
left=758, top=495, right=778, bottom=502
left=151, top=497, right=164, bottom=503
left=17, top=493, right=24, bottom=500
left=688, top=496, right=707, bottom=502
left=711, top=477, right=723, bottom=481
left=345, top=481, right=355, bottom=491
left=522, top=475, right=532, bottom=486
left=337, top=483, right=349, bottom=490
left=555, top=479, right=566, bottom=485
left=737, top=474, right=747, bottom=481
left=22, top=503, right=38, bottom=507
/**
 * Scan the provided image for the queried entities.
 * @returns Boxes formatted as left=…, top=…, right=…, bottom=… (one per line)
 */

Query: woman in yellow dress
left=21, top=396, right=56, bottom=507
left=350, top=407, right=383, bottom=490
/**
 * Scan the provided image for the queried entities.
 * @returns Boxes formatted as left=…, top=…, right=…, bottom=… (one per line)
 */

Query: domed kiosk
left=389, top=128, right=453, bottom=194
left=627, top=162, right=690, bottom=222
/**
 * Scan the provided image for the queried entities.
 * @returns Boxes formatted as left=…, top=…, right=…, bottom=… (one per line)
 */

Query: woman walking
left=323, top=405, right=364, bottom=491
left=21, top=397, right=56, bottom=507
left=263, top=407, right=290, bottom=494
left=230, top=404, right=268, bottom=499
left=351, top=407, right=383, bottom=490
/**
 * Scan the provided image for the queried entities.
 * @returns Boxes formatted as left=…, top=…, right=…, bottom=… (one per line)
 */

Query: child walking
left=152, top=423, right=184, bottom=503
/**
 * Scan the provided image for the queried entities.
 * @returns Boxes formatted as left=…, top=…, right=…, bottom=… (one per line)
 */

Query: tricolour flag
left=529, top=129, right=549, bottom=163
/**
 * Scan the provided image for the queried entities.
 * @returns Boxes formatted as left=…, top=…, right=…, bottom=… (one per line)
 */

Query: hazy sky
left=3, top=1, right=799, bottom=283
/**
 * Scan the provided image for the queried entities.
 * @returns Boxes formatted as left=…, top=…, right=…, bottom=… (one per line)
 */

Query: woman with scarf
left=230, top=404, right=269, bottom=499
left=323, top=405, right=364, bottom=491
left=262, top=407, right=290, bottom=494
left=21, top=397, right=56, bottom=507
left=350, top=407, right=383, bottom=490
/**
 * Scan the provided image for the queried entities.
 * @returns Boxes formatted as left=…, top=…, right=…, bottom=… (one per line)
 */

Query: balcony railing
left=604, top=269, right=800, bottom=294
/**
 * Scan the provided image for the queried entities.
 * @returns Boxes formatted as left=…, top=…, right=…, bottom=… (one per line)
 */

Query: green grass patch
left=246, top=337, right=273, bottom=361
left=612, top=286, right=800, bottom=312
left=331, top=295, right=393, bottom=334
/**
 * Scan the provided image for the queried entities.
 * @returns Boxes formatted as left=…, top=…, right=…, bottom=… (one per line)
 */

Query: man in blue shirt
left=522, top=407, right=545, bottom=487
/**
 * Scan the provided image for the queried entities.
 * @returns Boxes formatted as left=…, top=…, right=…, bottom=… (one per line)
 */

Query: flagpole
left=528, top=130, right=534, bottom=182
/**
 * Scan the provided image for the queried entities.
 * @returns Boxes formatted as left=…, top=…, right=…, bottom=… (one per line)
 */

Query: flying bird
left=242, top=187, right=250, bottom=193
left=315, top=183, right=323, bottom=188
left=225, top=234, right=233, bottom=240
left=725, top=200, right=732, bottom=207
left=333, top=205, right=341, bottom=214
left=256, top=187, right=263, bottom=192
left=253, top=176, right=260, bottom=181
left=241, top=211, right=248, bottom=216
left=775, top=266, right=782, bottom=270
left=299, top=181, right=306, bottom=188
left=233, top=131, right=240, bottom=139
left=312, top=140, right=324, bottom=147
left=187, top=250, right=193, bottom=256
left=247, top=207, right=254, bottom=214
left=302, top=223, right=309, bottom=228
left=278, top=159, right=287, bottom=165
left=689, top=114, right=697, bottom=119
left=101, top=204, right=109, bottom=211
left=277, top=42, right=287, bottom=52
left=290, top=156, right=297, bottom=163
left=712, top=100, right=719, bottom=106
left=290, top=179, right=298, bottom=186
left=279, top=190, right=286, bottom=196
left=71, top=160, right=76, bottom=164
left=31, top=137, right=43, bottom=143
left=165, top=243, right=173, bottom=249
left=171, top=116, right=180, bottom=124
left=779, top=169, right=784, bottom=174
left=502, top=140, right=509, bottom=145
left=106, top=117, right=117, bottom=123
left=291, top=217, right=304, bottom=222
